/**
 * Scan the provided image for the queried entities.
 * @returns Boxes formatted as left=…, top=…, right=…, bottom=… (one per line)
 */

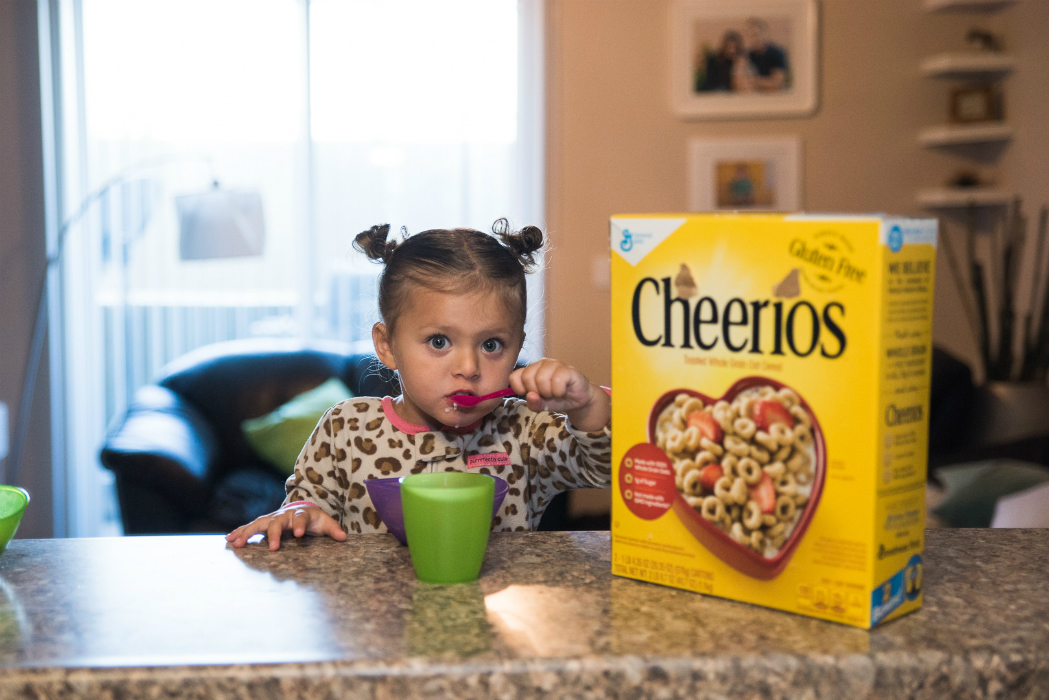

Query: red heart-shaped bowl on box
left=645, top=376, right=826, bottom=580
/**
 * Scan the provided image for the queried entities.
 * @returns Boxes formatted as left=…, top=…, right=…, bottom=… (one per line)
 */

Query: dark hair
left=720, top=30, right=744, bottom=55
left=353, top=218, right=544, bottom=332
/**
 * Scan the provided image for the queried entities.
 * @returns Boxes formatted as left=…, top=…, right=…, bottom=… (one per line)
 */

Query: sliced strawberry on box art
left=687, top=411, right=723, bottom=443
left=752, top=400, right=794, bottom=432
left=749, top=472, right=777, bottom=514
left=699, top=464, right=724, bottom=493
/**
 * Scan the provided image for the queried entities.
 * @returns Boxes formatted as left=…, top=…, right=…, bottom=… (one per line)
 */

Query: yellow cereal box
left=610, top=213, right=935, bottom=628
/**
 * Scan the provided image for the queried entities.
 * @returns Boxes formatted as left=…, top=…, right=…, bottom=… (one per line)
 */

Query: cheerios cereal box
left=610, top=213, right=935, bottom=628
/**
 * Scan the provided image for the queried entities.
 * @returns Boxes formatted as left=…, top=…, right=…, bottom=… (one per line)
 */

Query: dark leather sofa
left=100, top=339, right=401, bottom=534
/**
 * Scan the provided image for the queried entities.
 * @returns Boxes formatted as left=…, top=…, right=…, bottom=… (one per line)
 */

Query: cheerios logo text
left=630, top=277, right=846, bottom=359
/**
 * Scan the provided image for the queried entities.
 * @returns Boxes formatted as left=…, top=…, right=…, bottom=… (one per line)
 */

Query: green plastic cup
left=0, top=486, right=29, bottom=557
left=401, top=472, right=494, bottom=584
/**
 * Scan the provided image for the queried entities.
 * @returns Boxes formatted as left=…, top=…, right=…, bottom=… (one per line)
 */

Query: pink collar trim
left=381, top=396, right=482, bottom=435
left=382, top=396, right=430, bottom=434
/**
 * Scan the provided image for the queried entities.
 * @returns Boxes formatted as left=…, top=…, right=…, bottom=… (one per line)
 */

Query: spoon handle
left=449, top=387, right=516, bottom=406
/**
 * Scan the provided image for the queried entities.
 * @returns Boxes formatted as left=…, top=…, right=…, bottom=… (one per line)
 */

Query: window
left=43, top=0, right=544, bottom=536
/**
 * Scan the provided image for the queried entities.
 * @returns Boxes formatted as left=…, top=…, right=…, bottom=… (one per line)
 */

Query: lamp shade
left=176, top=188, right=265, bottom=260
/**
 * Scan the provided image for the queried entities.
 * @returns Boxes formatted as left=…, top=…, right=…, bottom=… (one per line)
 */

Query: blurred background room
left=2, top=0, right=1048, bottom=539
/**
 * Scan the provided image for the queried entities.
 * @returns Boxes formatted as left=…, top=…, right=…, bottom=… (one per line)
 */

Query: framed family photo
left=688, top=136, right=801, bottom=211
left=670, top=0, right=820, bottom=120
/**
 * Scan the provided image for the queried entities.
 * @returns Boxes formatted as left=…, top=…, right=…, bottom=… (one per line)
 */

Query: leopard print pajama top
left=283, top=396, right=612, bottom=534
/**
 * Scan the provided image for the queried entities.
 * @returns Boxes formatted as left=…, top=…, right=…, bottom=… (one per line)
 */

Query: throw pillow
left=241, top=377, right=354, bottom=476
left=932, top=459, right=1049, bottom=528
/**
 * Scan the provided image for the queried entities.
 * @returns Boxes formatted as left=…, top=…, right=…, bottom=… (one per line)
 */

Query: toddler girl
left=227, top=220, right=611, bottom=550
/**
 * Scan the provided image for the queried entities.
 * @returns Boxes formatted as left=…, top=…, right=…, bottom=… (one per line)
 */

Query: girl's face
left=373, top=285, right=524, bottom=429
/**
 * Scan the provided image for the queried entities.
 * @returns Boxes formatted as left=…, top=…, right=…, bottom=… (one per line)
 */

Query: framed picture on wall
left=670, top=0, right=819, bottom=120
left=688, top=136, right=801, bottom=211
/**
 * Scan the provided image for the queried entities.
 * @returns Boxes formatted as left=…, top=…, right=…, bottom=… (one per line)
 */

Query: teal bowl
left=0, top=486, right=29, bottom=557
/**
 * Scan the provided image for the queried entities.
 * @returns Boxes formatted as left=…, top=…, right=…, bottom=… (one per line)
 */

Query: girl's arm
left=509, top=359, right=613, bottom=496
left=226, top=406, right=350, bottom=549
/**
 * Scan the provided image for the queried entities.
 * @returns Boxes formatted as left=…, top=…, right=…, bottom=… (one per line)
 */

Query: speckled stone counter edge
left=0, top=650, right=1045, bottom=700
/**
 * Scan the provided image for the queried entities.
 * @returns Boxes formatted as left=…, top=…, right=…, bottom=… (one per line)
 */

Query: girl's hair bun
left=353, top=224, right=400, bottom=263
left=492, top=218, right=544, bottom=272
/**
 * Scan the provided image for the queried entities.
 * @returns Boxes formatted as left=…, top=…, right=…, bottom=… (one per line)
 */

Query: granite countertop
left=0, top=529, right=1045, bottom=699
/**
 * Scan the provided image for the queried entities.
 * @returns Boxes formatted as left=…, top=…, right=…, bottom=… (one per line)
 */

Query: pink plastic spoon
left=448, top=387, right=517, bottom=407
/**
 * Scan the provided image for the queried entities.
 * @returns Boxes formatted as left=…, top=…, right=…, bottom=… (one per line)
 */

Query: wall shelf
left=919, top=0, right=1018, bottom=216
left=918, top=123, right=1013, bottom=147
left=923, top=0, right=1020, bottom=12
left=916, top=187, right=1013, bottom=208
left=920, top=52, right=1015, bottom=79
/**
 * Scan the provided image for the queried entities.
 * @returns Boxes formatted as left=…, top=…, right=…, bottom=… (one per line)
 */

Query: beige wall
left=0, top=0, right=53, bottom=538
left=545, top=0, right=1049, bottom=386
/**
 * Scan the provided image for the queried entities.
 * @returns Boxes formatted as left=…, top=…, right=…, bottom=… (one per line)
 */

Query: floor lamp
left=7, top=168, right=265, bottom=493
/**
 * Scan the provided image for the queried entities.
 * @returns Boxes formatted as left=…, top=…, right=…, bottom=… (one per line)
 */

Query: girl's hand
left=509, top=358, right=610, bottom=433
left=225, top=503, right=347, bottom=551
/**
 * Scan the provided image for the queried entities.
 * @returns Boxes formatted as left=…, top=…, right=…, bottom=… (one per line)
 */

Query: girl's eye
left=428, top=335, right=448, bottom=350
left=482, top=339, right=503, bottom=353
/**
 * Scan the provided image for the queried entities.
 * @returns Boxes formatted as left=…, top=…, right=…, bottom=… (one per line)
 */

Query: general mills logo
left=620, top=228, right=633, bottom=252
left=619, top=228, right=652, bottom=253
left=611, top=217, right=685, bottom=266
left=888, top=225, right=903, bottom=253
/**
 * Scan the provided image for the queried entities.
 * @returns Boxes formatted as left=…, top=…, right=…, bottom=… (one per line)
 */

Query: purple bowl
left=364, top=474, right=509, bottom=545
